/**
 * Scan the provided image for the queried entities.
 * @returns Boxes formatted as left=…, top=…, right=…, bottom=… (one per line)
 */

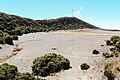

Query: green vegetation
left=15, top=72, right=45, bottom=80
left=103, top=36, right=120, bottom=80
left=0, top=63, right=45, bottom=80
left=105, top=35, right=120, bottom=47
left=32, top=53, right=71, bottom=77
left=105, top=40, right=113, bottom=46
left=110, top=35, right=120, bottom=45
left=0, top=12, right=100, bottom=45
left=12, top=35, right=18, bottom=40
left=80, top=63, right=90, bottom=70
left=92, top=49, right=100, bottom=54
left=104, top=63, right=115, bottom=80
left=0, top=12, right=99, bottom=36
left=103, top=35, right=120, bottom=58
left=102, top=52, right=114, bottom=58
left=0, top=30, right=13, bottom=45
left=0, top=63, right=18, bottom=80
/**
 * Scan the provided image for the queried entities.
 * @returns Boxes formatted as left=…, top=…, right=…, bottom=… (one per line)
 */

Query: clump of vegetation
left=80, top=63, right=90, bottom=70
left=105, top=35, right=120, bottom=46
left=115, top=40, right=120, bottom=51
left=32, top=53, right=71, bottom=77
left=0, top=63, right=18, bottom=80
left=15, top=72, right=45, bottom=80
left=0, top=46, right=2, bottom=49
left=12, top=35, right=18, bottom=40
left=92, top=49, right=100, bottom=54
left=0, top=12, right=99, bottom=36
left=104, top=63, right=115, bottom=80
left=110, top=35, right=120, bottom=45
left=102, top=52, right=114, bottom=58
left=5, top=36, right=14, bottom=45
left=0, top=63, right=44, bottom=80
left=104, top=35, right=120, bottom=58
left=105, top=40, right=113, bottom=46
left=103, top=60, right=120, bottom=80
left=0, top=30, right=14, bottom=45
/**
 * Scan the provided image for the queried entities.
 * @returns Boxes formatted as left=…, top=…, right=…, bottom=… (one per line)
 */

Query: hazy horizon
left=0, top=0, right=120, bottom=30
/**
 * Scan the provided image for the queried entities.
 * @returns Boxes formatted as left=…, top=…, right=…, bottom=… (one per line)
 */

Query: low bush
left=32, top=53, right=71, bottom=77
left=0, top=63, right=18, bottom=80
left=0, top=30, right=14, bottom=45
left=5, top=36, right=14, bottom=45
left=105, top=40, right=112, bottom=46
left=115, top=40, right=120, bottom=50
left=0, top=46, right=2, bottom=49
left=80, top=63, right=90, bottom=70
left=102, top=53, right=114, bottom=58
left=110, top=35, right=120, bottom=45
left=0, top=63, right=45, bottom=80
left=104, top=63, right=115, bottom=80
left=92, top=50, right=100, bottom=54
left=15, top=72, right=45, bottom=80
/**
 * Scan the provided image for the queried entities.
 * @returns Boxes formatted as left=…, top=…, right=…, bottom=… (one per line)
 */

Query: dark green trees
left=0, top=12, right=99, bottom=36
left=32, top=53, right=71, bottom=77
left=0, top=30, right=14, bottom=45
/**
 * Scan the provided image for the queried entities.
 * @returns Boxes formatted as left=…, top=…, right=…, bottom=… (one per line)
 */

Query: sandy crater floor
left=2, top=29, right=120, bottom=80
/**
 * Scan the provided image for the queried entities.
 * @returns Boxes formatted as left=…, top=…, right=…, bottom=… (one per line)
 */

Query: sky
left=0, top=0, right=120, bottom=30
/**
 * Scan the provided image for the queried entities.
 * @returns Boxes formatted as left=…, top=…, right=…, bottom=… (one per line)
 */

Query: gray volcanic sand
left=3, top=30, right=120, bottom=80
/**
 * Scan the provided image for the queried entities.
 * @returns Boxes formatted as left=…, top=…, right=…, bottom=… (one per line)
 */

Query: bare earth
left=1, top=29, right=120, bottom=80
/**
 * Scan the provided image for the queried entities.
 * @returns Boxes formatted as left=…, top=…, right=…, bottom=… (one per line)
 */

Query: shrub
left=110, top=35, right=120, bottom=45
left=0, top=30, right=14, bottom=45
left=5, top=36, right=14, bottom=45
left=102, top=53, right=114, bottom=58
left=104, top=63, right=115, bottom=80
left=115, top=40, right=120, bottom=50
left=0, top=46, right=2, bottom=49
left=92, top=50, right=100, bottom=54
left=0, top=63, right=18, bottom=80
left=0, top=38, right=5, bottom=44
left=80, top=63, right=90, bottom=70
left=12, top=35, right=18, bottom=40
left=105, top=40, right=112, bottom=46
left=32, top=53, right=71, bottom=77
left=15, top=72, right=45, bottom=80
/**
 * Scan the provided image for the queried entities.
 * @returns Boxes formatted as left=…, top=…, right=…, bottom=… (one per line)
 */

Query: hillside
left=0, top=12, right=100, bottom=36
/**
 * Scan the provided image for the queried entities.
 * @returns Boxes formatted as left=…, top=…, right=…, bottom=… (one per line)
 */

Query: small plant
left=80, top=63, right=90, bottom=70
left=92, top=49, right=100, bottom=54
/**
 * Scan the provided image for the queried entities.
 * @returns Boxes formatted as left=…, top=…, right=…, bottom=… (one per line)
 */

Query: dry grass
left=49, top=31, right=115, bottom=36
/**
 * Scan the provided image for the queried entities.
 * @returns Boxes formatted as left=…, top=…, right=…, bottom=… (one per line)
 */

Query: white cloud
left=73, top=6, right=83, bottom=19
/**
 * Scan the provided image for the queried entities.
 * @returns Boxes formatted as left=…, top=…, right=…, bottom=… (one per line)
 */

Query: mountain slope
left=0, top=12, right=100, bottom=35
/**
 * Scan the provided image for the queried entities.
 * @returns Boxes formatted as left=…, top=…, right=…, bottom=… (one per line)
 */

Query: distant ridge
left=0, top=12, right=100, bottom=35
